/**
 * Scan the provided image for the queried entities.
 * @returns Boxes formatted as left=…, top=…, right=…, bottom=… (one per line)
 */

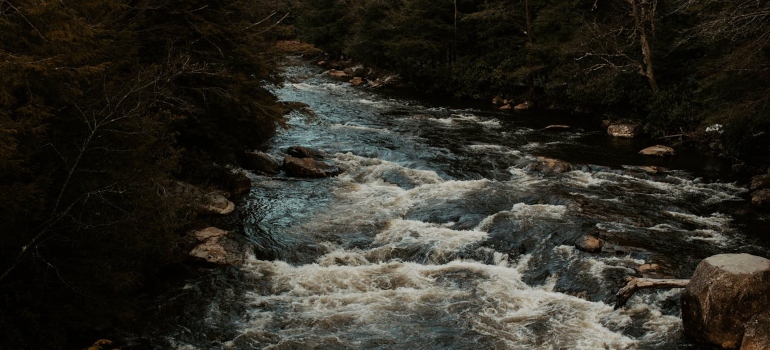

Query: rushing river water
left=139, top=60, right=769, bottom=349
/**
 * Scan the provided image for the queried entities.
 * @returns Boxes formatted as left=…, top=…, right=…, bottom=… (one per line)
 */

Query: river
left=137, top=59, right=768, bottom=349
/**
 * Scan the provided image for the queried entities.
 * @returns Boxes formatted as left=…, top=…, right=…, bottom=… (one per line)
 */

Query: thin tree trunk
left=627, top=0, right=660, bottom=93
left=524, top=0, right=535, bottom=98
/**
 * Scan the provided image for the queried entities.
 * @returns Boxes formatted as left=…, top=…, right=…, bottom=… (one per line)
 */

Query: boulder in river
left=639, top=145, right=675, bottom=157
left=681, top=254, right=770, bottom=349
left=284, top=156, right=342, bottom=178
left=525, top=156, right=573, bottom=174
left=575, top=235, right=604, bottom=253
left=349, top=76, right=366, bottom=86
left=608, top=123, right=640, bottom=138
left=239, top=151, right=281, bottom=174
left=287, top=145, right=326, bottom=159
left=189, top=227, right=244, bottom=266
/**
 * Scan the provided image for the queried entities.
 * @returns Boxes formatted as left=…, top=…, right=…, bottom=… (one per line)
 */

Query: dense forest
left=0, top=0, right=288, bottom=348
left=1, top=0, right=768, bottom=348
left=293, top=0, right=770, bottom=163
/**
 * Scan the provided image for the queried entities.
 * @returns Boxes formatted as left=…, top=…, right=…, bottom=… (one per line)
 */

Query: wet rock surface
left=639, top=145, right=675, bottom=157
left=681, top=254, right=770, bottom=349
left=239, top=151, right=281, bottom=174
left=189, top=227, right=244, bottom=266
left=283, top=156, right=342, bottom=178
left=607, top=124, right=640, bottom=138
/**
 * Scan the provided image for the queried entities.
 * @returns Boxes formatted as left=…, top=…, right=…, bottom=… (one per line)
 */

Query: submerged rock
left=681, top=254, right=770, bottom=349
left=639, top=145, right=675, bottom=157
left=525, top=157, right=574, bottom=174
left=189, top=227, right=244, bottom=266
left=287, top=145, right=326, bottom=159
left=608, top=124, right=640, bottom=138
left=284, top=156, right=342, bottom=178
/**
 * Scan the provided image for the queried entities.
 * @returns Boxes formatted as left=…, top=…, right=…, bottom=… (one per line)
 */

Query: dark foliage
left=0, top=0, right=285, bottom=348
left=294, top=0, right=770, bottom=161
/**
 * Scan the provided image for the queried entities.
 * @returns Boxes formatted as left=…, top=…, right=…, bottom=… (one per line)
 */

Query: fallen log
left=615, top=277, right=690, bottom=309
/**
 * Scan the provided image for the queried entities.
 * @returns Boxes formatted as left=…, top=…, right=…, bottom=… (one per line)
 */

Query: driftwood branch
left=615, top=277, right=690, bottom=309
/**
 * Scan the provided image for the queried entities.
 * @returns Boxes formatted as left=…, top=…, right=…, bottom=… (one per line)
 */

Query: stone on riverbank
left=189, top=227, right=244, bottom=266
left=681, top=254, right=770, bottom=349
left=239, top=151, right=281, bottom=174
left=608, top=124, right=640, bottom=138
left=514, top=101, right=533, bottom=110
left=639, top=145, right=675, bottom=157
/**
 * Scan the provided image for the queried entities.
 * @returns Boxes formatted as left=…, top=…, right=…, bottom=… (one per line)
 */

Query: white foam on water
left=372, top=219, right=488, bottom=262
left=565, top=170, right=611, bottom=188
left=334, top=153, right=444, bottom=187
left=685, top=229, right=728, bottom=244
left=510, top=203, right=568, bottom=220
left=623, top=289, right=683, bottom=345
left=232, top=257, right=642, bottom=349
left=466, top=144, right=519, bottom=155
left=662, top=211, right=731, bottom=229
left=478, top=118, right=502, bottom=128
left=594, top=171, right=745, bottom=205
left=474, top=204, right=567, bottom=233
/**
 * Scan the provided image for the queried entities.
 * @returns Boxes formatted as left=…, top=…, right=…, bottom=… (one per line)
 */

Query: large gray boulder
left=283, top=156, right=342, bottom=178
left=189, top=227, right=244, bottom=266
left=681, top=254, right=770, bottom=349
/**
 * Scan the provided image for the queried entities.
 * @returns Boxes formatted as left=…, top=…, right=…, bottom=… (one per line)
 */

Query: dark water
left=138, top=59, right=768, bottom=350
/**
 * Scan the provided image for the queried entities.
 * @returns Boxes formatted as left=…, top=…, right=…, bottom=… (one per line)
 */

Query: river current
left=140, top=60, right=769, bottom=349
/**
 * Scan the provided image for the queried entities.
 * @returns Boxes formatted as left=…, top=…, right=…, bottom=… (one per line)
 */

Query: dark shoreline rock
left=681, top=254, right=770, bottom=349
